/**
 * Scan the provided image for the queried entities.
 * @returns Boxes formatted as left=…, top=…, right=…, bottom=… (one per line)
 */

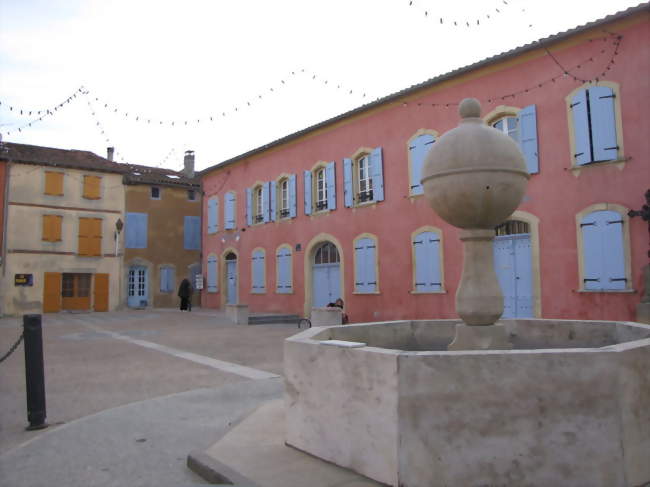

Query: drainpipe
left=2, top=159, right=11, bottom=278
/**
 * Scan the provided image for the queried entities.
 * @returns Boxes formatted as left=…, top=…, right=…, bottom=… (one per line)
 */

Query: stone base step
left=248, top=314, right=300, bottom=325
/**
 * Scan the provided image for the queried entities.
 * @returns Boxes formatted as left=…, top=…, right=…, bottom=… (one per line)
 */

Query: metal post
left=23, top=314, right=48, bottom=430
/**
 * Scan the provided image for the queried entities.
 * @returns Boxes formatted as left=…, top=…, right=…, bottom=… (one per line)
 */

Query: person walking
left=178, top=278, right=193, bottom=311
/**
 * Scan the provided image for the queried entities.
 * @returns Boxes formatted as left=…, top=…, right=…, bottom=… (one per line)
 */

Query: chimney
left=107, top=147, right=114, bottom=161
left=183, top=150, right=195, bottom=178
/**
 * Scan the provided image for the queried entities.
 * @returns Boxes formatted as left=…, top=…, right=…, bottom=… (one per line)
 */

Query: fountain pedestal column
left=449, top=228, right=512, bottom=350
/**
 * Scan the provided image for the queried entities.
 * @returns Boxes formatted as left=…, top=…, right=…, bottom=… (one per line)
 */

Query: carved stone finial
left=459, top=98, right=481, bottom=119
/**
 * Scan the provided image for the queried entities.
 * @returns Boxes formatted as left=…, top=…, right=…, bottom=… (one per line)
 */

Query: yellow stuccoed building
left=1, top=143, right=126, bottom=316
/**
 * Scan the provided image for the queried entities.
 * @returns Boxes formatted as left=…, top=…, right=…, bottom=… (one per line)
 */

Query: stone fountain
left=284, top=100, right=650, bottom=487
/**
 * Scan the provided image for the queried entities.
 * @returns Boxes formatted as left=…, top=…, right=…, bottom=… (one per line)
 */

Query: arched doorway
left=312, top=242, right=341, bottom=308
left=225, top=252, right=238, bottom=305
left=493, top=220, right=533, bottom=318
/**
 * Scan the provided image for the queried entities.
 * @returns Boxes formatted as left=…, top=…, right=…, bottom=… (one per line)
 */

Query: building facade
left=123, top=151, right=202, bottom=309
left=0, top=143, right=126, bottom=315
left=200, top=5, right=649, bottom=323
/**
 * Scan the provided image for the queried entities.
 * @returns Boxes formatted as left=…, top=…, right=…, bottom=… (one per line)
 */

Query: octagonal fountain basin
left=284, top=319, right=650, bottom=487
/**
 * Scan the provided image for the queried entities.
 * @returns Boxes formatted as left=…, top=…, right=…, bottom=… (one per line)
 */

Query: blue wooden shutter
left=160, top=267, right=168, bottom=292
left=207, top=255, right=218, bottom=292
left=270, top=181, right=277, bottom=222
left=326, top=161, right=336, bottom=210
left=518, top=105, right=539, bottom=174
left=588, top=86, right=618, bottom=162
left=246, top=188, right=252, bottom=226
left=184, top=216, right=200, bottom=250
left=207, top=198, right=218, bottom=233
left=126, top=212, right=147, bottom=249
left=277, top=248, right=292, bottom=293
left=414, top=231, right=441, bottom=292
left=343, top=158, right=353, bottom=207
left=370, top=147, right=384, bottom=202
left=224, top=193, right=235, bottom=230
left=410, top=134, right=435, bottom=195
left=581, top=212, right=604, bottom=290
left=571, top=89, right=592, bottom=165
left=262, top=182, right=270, bottom=223
left=252, top=250, right=265, bottom=292
left=289, top=174, right=297, bottom=218
left=303, top=170, right=312, bottom=215
left=602, top=210, right=626, bottom=290
left=355, top=238, right=376, bottom=293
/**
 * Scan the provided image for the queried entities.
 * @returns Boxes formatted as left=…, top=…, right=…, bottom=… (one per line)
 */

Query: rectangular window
left=44, top=171, right=64, bottom=196
left=160, top=267, right=175, bottom=293
left=83, top=175, right=101, bottom=200
left=188, top=190, right=196, bottom=201
left=184, top=216, right=200, bottom=250
left=251, top=250, right=266, bottom=293
left=125, top=212, right=148, bottom=249
left=571, top=87, right=618, bottom=165
left=42, top=215, right=63, bottom=242
left=280, top=180, right=289, bottom=217
left=151, top=186, right=161, bottom=199
left=78, top=217, right=102, bottom=256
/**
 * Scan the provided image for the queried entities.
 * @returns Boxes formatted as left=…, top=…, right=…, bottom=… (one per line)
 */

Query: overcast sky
left=0, top=0, right=642, bottom=171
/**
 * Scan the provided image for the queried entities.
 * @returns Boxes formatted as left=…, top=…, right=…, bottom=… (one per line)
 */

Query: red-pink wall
left=202, top=14, right=649, bottom=323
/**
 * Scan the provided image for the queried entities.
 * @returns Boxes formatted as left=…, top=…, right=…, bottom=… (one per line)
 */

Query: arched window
left=485, top=105, right=538, bottom=174
left=344, top=148, right=384, bottom=206
left=314, top=242, right=340, bottom=264
left=304, top=163, right=336, bottom=214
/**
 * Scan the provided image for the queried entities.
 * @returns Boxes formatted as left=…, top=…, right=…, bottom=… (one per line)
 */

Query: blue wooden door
left=226, top=261, right=237, bottom=305
left=313, top=264, right=340, bottom=308
left=127, top=266, right=148, bottom=308
left=493, top=234, right=533, bottom=318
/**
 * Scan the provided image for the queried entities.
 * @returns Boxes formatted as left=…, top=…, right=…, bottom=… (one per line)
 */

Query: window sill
left=276, top=290, right=294, bottom=295
left=352, top=291, right=380, bottom=295
left=570, top=157, right=630, bottom=176
left=351, top=200, right=378, bottom=210
left=251, top=290, right=267, bottom=295
left=83, top=196, right=101, bottom=201
left=576, top=289, right=636, bottom=294
left=410, top=290, right=447, bottom=295
left=309, top=209, right=331, bottom=219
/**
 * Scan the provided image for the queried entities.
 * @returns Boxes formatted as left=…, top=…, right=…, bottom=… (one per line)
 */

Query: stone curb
left=187, top=450, right=261, bottom=487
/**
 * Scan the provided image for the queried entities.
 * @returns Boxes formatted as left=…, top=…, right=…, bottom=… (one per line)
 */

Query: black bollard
left=23, top=314, right=48, bottom=430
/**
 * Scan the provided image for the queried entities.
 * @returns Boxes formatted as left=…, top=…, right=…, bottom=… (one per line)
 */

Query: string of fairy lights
left=405, top=0, right=529, bottom=27
left=0, top=30, right=625, bottom=165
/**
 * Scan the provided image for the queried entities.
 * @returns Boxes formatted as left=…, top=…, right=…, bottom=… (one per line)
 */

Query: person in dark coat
left=178, top=278, right=193, bottom=311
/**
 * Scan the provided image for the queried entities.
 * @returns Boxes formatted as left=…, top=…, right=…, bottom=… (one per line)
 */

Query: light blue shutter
left=246, top=188, right=252, bottom=226
left=137, top=214, right=148, bottom=249
left=325, top=161, right=336, bottom=210
left=207, top=198, right=218, bottom=233
left=581, top=212, right=603, bottom=290
left=252, top=250, right=265, bottom=292
left=602, top=211, right=626, bottom=290
left=262, top=182, right=270, bottom=223
left=224, top=193, right=235, bottom=230
left=518, top=105, right=539, bottom=174
left=588, top=86, right=618, bottom=162
left=184, top=216, right=200, bottom=250
left=126, top=212, right=148, bottom=249
left=370, top=147, right=384, bottom=202
left=277, top=248, right=292, bottom=293
left=160, top=267, right=168, bottom=292
left=289, top=174, right=297, bottom=218
left=343, top=158, right=353, bottom=207
left=303, top=170, right=312, bottom=215
left=207, top=255, right=217, bottom=292
left=571, top=89, right=592, bottom=165
left=414, top=232, right=441, bottom=292
left=270, top=181, right=277, bottom=222
left=410, top=134, right=435, bottom=194
left=355, top=238, right=377, bottom=293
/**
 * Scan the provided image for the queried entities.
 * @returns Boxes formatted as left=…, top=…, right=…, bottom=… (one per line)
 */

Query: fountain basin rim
left=421, top=166, right=530, bottom=182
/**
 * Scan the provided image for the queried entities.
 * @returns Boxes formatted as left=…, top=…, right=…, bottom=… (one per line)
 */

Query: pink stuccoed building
left=200, top=4, right=650, bottom=324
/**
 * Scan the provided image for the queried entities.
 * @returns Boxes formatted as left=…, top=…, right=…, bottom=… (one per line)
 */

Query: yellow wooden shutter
left=43, top=272, right=62, bottom=313
left=83, top=175, right=101, bottom=199
left=93, top=274, right=109, bottom=312
left=45, top=172, right=63, bottom=196
left=91, top=218, right=102, bottom=256
left=78, top=218, right=90, bottom=255
left=52, top=215, right=62, bottom=241
left=42, top=215, right=52, bottom=241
